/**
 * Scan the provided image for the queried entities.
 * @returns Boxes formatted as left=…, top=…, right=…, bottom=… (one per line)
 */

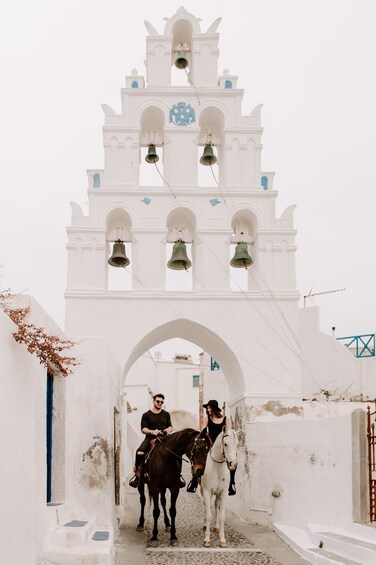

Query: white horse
left=200, top=427, right=238, bottom=548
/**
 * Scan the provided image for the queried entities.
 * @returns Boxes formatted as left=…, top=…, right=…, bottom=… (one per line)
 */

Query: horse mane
left=159, top=428, right=200, bottom=451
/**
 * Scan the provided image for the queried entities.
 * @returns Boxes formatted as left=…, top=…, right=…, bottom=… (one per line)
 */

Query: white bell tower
left=65, top=7, right=302, bottom=518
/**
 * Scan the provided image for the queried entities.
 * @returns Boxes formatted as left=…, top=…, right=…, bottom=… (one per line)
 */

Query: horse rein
left=156, top=433, right=209, bottom=467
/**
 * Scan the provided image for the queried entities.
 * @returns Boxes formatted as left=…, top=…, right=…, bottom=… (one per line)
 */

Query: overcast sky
left=1, top=0, right=375, bottom=358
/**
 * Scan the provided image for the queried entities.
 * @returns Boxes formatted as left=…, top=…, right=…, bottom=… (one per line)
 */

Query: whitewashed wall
left=300, top=306, right=376, bottom=400
left=228, top=410, right=367, bottom=529
left=0, top=300, right=65, bottom=565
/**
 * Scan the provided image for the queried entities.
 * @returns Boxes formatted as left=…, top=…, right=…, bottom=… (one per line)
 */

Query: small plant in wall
left=0, top=290, right=79, bottom=377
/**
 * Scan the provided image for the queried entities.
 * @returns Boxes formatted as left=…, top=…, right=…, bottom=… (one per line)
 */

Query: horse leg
left=150, top=493, right=160, bottom=544
left=160, top=488, right=171, bottom=531
left=213, top=493, right=220, bottom=533
left=202, top=489, right=212, bottom=547
left=168, top=487, right=179, bottom=546
left=217, top=491, right=227, bottom=548
left=136, top=481, right=146, bottom=531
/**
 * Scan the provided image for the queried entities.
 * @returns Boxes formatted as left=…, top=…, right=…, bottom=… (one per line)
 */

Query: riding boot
left=129, top=452, right=144, bottom=488
left=186, top=476, right=198, bottom=493
left=228, top=468, right=236, bottom=496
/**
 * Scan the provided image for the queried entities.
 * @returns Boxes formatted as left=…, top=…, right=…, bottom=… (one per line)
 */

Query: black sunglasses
left=155, top=399, right=164, bottom=404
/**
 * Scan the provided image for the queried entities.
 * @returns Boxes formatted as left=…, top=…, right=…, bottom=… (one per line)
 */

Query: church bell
left=145, top=144, right=159, bottom=164
left=108, top=240, right=130, bottom=268
left=167, top=240, right=192, bottom=270
left=175, top=51, right=189, bottom=69
left=200, top=143, right=217, bottom=166
left=230, top=242, right=253, bottom=269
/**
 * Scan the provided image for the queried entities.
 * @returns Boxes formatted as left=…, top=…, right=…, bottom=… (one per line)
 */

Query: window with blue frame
left=224, top=80, right=232, bottom=89
left=93, top=173, right=101, bottom=188
left=261, top=175, right=268, bottom=190
left=131, top=80, right=139, bottom=88
left=193, top=374, right=200, bottom=387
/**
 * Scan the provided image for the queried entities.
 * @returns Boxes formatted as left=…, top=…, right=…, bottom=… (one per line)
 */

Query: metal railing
left=337, top=334, right=375, bottom=358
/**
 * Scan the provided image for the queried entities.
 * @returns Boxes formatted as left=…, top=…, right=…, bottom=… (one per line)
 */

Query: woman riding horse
left=187, top=399, right=236, bottom=495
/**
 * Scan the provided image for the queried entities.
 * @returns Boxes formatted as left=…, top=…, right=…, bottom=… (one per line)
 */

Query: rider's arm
left=141, top=426, right=160, bottom=436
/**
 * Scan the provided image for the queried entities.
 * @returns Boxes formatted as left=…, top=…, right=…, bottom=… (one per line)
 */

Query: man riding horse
left=129, top=393, right=186, bottom=488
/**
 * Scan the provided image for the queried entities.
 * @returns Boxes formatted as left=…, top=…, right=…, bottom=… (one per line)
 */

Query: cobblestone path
left=144, top=489, right=282, bottom=565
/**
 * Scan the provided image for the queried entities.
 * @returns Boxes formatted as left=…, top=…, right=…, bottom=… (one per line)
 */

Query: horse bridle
left=156, top=433, right=209, bottom=468
left=210, top=432, right=231, bottom=464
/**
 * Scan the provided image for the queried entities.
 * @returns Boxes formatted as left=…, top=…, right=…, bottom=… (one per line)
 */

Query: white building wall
left=228, top=411, right=365, bottom=530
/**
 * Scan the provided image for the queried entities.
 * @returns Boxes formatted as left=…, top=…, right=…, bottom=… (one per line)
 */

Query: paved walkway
left=116, top=480, right=309, bottom=565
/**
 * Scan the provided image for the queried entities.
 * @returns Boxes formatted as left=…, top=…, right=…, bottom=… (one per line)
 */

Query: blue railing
left=337, top=334, right=375, bottom=358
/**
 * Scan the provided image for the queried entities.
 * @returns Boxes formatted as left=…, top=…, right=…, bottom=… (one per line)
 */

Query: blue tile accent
left=64, top=520, right=88, bottom=527
left=225, top=80, right=232, bottom=89
left=131, top=80, right=139, bottom=88
left=92, top=531, right=110, bottom=541
left=209, top=198, right=221, bottom=207
left=169, top=102, right=195, bottom=126
left=261, top=175, right=269, bottom=190
left=141, top=197, right=152, bottom=205
left=93, top=173, right=101, bottom=188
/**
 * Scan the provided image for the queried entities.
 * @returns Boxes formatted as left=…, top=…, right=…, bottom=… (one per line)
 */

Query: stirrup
left=129, top=475, right=139, bottom=488
left=179, top=475, right=186, bottom=488
left=228, top=483, right=236, bottom=496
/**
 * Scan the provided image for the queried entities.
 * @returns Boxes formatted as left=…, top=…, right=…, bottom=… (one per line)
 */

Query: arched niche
left=198, top=106, right=224, bottom=146
left=230, top=210, right=257, bottom=291
left=166, top=206, right=196, bottom=243
left=170, top=19, right=194, bottom=68
left=106, top=208, right=132, bottom=243
left=140, top=106, right=165, bottom=146
left=165, top=207, right=196, bottom=291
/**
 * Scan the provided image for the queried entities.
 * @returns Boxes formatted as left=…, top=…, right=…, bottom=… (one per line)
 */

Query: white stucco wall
left=300, top=306, right=376, bottom=400
left=228, top=411, right=365, bottom=529
left=0, top=305, right=54, bottom=564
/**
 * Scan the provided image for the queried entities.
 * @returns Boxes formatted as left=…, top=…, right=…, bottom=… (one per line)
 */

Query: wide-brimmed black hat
left=202, top=399, right=222, bottom=411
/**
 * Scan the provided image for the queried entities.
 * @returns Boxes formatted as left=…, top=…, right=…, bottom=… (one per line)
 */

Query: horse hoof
left=203, top=541, right=211, bottom=548
left=136, top=525, right=144, bottom=532
left=170, top=539, right=178, bottom=547
left=165, top=526, right=171, bottom=532
left=149, top=540, right=158, bottom=547
left=213, top=527, right=220, bottom=533
left=219, top=540, right=227, bottom=548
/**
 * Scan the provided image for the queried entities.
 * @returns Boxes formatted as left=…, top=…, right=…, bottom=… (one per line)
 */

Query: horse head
left=222, top=429, right=238, bottom=471
left=189, top=429, right=211, bottom=478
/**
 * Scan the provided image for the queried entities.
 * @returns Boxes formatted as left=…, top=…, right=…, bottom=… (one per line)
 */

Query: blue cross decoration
left=169, top=102, right=196, bottom=126
left=141, top=197, right=152, bottom=205
left=209, top=198, right=221, bottom=207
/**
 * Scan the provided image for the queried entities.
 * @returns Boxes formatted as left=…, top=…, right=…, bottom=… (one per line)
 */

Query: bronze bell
left=167, top=240, right=192, bottom=270
left=108, top=240, right=130, bottom=268
left=230, top=242, right=253, bottom=269
left=200, top=144, right=217, bottom=166
left=145, top=144, right=159, bottom=164
left=175, top=51, right=189, bottom=69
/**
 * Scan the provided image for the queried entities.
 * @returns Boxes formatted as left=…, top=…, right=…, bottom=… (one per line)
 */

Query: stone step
left=307, top=524, right=376, bottom=565
left=274, top=522, right=376, bottom=565
left=43, top=544, right=113, bottom=565
left=44, top=520, right=113, bottom=564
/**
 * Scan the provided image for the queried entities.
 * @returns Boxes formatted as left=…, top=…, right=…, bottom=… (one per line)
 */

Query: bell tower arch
left=64, top=6, right=302, bottom=524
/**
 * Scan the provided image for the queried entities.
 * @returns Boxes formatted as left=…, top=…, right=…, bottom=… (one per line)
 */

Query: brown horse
left=145, top=427, right=211, bottom=546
